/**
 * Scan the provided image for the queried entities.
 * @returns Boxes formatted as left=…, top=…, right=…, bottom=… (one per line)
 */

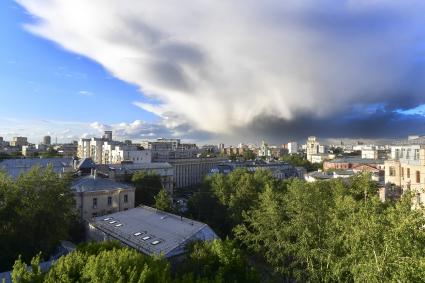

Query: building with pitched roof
left=87, top=206, right=218, bottom=258
left=0, top=157, right=73, bottom=178
left=71, top=174, right=135, bottom=220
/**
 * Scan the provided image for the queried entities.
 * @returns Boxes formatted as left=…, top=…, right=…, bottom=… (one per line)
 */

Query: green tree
left=16, top=241, right=172, bottom=283
left=176, top=239, right=259, bottom=283
left=280, top=153, right=322, bottom=172
left=236, top=176, right=425, bottom=282
left=154, top=189, right=173, bottom=212
left=242, top=149, right=256, bottom=161
left=11, top=254, right=44, bottom=283
left=0, top=166, right=76, bottom=271
left=132, top=172, right=163, bottom=206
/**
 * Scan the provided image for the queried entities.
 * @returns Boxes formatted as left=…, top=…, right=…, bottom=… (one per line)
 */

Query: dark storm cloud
left=242, top=110, right=425, bottom=143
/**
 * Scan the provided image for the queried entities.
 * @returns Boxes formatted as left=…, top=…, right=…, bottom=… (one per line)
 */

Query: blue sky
left=2, top=0, right=425, bottom=144
left=0, top=0, right=158, bottom=142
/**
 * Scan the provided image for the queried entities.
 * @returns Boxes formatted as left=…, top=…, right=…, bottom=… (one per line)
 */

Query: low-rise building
left=305, top=170, right=355, bottom=182
left=71, top=174, right=135, bottom=220
left=87, top=206, right=218, bottom=258
left=324, top=157, right=384, bottom=171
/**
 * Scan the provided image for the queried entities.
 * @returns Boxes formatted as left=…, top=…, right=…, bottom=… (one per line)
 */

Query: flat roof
left=90, top=206, right=218, bottom=257
left=326, top=157, right=384, bottom=164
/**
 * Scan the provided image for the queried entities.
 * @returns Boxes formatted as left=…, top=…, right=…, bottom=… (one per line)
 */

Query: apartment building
left=71, top=174, right=135, bottom=220
left=10, top=136, right=28, bottom=147
left=110, top=145, right=151, bottom=164
left=385, top=141, right=425, bottom=206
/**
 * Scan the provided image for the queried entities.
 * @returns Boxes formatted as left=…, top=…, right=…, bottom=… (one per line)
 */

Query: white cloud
left=78, top=90, right=94, bottom=96
left=15, top=0, right=425, bottom=136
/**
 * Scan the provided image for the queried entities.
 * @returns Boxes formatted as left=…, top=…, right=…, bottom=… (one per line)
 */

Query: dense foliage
left=0, top=166, right=76, bottom=271
left=280, top=153, right=322, bottom=172
left=5, top=164, right=425, bottom=282
left=187, top=169, right=425, bottom=281
left=187, top=168, right=281, bottom=236
left=11, top=240, right=258, bottom=283
left=154, top=189, right=173, bottom=212
left=132, top=171, right=163, bottom=206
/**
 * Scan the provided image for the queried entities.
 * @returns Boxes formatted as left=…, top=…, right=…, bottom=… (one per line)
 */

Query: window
left=407, top=168, right=411, bottom=178
left=389, top=167, right=396, bottom=176
left=406, top=149, right=411, bottom=159
left=103, top=217, right=111, bottom=221
left=401, top=167, right=404, bottom=178
left=416, top=171, right=421, bottom=183
left=400, top=149, right=405, bottom=158
left=151, top=240, right=161, bottom=245
left=108, top=196, right=112, bottom=206
left=415, top=149, right=420, bottom=160
left=115, top=223, right=123, bottom=227
left=109, top=220, right=117, bottom=224
left=134, top=232, right=142, bottom=236
left=142, top=236, right=150, bottom=240
left=416, top=193, right=421, bottom=205
left=124, top=194, right=128, bottom=203
left=93, top=198, right=97, bottom=209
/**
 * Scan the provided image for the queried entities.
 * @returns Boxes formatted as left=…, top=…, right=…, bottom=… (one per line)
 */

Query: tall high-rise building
left=306, top=136, right=320, bottom=162
left=287, top=141, right=298, bottom=154
left=43, top=135, right=51, bottom=145
left=10, top=136, right=28, bottom=147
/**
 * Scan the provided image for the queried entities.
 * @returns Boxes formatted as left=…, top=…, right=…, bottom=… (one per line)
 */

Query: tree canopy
left=132, top=171, right=163, bottom=206
left=154, top=189, right=173, bottom=212
left=0, top=166, right=76, bottom=272
left=11, top=240, right=258, bottom=283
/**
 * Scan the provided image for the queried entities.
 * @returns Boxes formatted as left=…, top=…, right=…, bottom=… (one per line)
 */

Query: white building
left=287, top=141, right=298, bottom=154
left=258, top=140, right=271, bottom=158
left=306, top=136, right=320, bottom=162
left=110, top=145, right=151, bottom=164
left=361, top=146, right=378, bottom=159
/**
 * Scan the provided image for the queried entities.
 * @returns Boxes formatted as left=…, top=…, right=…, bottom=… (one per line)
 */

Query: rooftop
left=105, top=162, right=173, bottom=170
left=76, top=157, right=96, bottom=170
left=0, top=157, right=73, bottom=178
left=71, top=175, right=133, bottom=193
left=326, top=157, right=384, bottom=164
left=90, top=206, right=218, bottom=258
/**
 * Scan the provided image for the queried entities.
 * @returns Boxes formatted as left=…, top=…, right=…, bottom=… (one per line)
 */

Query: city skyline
left=2, top=0, right=425, bottom=143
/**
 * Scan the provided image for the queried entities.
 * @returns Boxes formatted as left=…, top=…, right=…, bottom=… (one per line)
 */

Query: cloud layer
left=16, top=0, right=425, bottom=140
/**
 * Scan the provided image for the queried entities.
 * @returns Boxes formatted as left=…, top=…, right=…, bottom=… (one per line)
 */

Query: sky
left=1, top=0, right=425, bottom=145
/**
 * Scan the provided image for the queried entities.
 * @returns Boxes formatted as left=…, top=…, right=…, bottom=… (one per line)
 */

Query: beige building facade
left=72, top=175, right=135, bottom=220
left=385, top=144, right=425, bottom=206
